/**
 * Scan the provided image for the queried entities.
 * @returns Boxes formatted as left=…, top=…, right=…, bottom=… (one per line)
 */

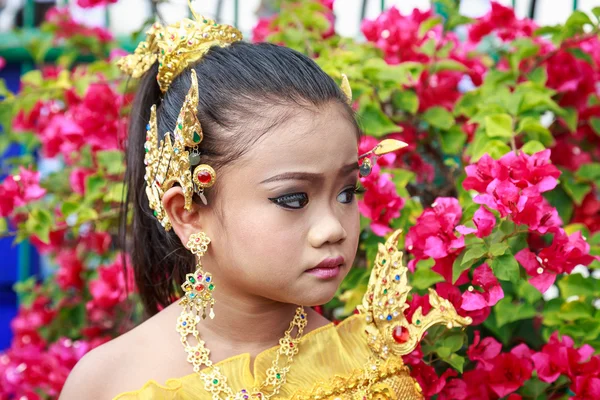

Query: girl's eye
left=269, top=193, right=309, bottom=209
left=337, top=185, right=366, bottom=204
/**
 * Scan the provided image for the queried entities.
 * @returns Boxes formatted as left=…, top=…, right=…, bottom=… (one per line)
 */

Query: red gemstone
left=392, top=326, right=410, bottom=344
left=369, top=293, right=374, bottom=302
left=198, top=171, right=212, bottom=184
left=382, top=278, right=387, bottom=284
left=289, top=343, right=293, bottom=347
left=195, top=285, right=204, bottom=291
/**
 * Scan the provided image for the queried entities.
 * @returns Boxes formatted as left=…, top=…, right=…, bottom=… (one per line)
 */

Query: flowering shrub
left=1, top=1, right=599, bottom=398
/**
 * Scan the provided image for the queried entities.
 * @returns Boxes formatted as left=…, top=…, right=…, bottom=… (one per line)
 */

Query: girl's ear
left=162, top=186, right=205, bottom=247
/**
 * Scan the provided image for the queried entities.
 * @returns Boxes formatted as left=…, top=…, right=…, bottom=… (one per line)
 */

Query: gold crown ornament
left=117, top=0, right=242, bottom=93
left=358, top=229, right=472, bottom=358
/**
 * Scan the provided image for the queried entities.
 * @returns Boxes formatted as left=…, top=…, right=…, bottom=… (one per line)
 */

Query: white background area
left=50, top=0, right=600, bottom=37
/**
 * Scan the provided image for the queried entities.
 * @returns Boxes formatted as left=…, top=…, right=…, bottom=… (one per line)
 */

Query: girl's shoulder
left=59, top=309, right=186, bottom=400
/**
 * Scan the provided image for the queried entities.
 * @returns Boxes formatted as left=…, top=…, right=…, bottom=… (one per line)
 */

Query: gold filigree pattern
left=117, top=1, right=242, bottom=93
left=291, top=357, right=421, bottom=400
left=358, top=229, right=472, bottom=358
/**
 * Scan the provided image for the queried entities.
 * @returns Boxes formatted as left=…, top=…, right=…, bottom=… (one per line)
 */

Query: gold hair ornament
left=358, top=139, right=409, bottom=177
left=117, top=0, right=242, bottom=93
left=143, top=70, right=214, bottom=230
left=358, top=229, right=472, bottom=358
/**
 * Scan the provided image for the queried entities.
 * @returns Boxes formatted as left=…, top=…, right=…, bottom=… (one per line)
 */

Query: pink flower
left=76, top=0, right=117, bottom=9
left=55, top=249, right=84, bottom=290
left=45, top=7, right=113, bottom=44
left=456, top=206, right=496, bottom=238
left=467, top=330, right=502, bottom=368
left=436, top=283, right=490, bottom=325
left=573, top=192, right=600, bottom=233
left=461, top=264, right=504, bottom=311
left=69, top=168, right=94, bottom=195
left=358, top=165, right=405, bottom=236
left=516, top=228, right=596, bottom=293
left=468, top=2, right=537, bottom=44
left=406, top=198, right=466, bottom=281
left=79, top=231, right=112, bottom=255
left=0, top=167, right=46, bottom=217
left=410, top=360, right=457, bottom=397
left=0, top=56, right=6, bottom=71
left=463, top=154, right=496, bottom=193
left=487, top=346, right=534, bottom=398
left=571, top=375, right=600, bottom=400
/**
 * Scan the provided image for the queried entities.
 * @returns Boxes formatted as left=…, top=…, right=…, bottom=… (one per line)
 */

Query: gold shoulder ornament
left=358, top=229, right=472, bottom=358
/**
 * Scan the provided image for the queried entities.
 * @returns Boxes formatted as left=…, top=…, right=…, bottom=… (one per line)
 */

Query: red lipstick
left=305, top=256, right=345, bottom=279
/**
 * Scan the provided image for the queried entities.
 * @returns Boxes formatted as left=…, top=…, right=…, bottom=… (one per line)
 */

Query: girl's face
left=202, top=102, right=361, bottom=306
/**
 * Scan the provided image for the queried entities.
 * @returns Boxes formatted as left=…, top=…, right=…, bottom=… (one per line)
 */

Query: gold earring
left=179, top=232, right=216, bottom=319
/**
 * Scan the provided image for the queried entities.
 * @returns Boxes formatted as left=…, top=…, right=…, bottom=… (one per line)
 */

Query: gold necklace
left=177, top=305, right=307, bottom=399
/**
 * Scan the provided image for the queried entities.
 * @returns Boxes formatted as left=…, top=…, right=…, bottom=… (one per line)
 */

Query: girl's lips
left=305, top=256, right=345, bottom=279
left=305, top=265, right=341, bottom=279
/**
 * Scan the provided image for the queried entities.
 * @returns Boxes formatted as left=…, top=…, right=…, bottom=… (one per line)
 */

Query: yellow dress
left=114, top=230, right=471, bottom=400
left=113, top=314, right=422, bottom=400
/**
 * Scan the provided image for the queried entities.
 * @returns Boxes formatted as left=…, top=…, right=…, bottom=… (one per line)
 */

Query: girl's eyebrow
left=259, top=162, right=359, bottom=185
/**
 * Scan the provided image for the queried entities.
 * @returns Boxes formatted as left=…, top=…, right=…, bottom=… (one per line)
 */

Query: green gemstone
left=209, top=284, right=214, bottom=291
left=178, top=123, right=183, bottom=130
left=153, top=211, right=158, bottom=217
left=213, top=379, right=218, bottom=384
left=203, top=19, right=208, bottom=23
left=276, top=373, right=281, bottom=380
left=416, top=319, right=421, bottom=325
left=382, top=259, right=387, bottom=264
left=193, top=131, right=201, bottom=143
left=383, top=289, right=388, bottom=294
left=190, top=277, right=196, bottom=283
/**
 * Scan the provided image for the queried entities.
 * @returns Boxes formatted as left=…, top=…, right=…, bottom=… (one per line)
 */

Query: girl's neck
left=163, top=291, right=331, bottom=362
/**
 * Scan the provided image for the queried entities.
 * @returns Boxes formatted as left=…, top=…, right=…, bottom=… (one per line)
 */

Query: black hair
left=120, top=42, right=359, bottom=316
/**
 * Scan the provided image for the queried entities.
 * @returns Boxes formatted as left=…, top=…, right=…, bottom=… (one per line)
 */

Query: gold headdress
left=117, top=2, right=242, bottom=92
left=117, top=5, right=242, bottom=230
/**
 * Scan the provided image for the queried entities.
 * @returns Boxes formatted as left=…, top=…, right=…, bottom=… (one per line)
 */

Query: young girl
left=60, top=9, right=470, bottom=400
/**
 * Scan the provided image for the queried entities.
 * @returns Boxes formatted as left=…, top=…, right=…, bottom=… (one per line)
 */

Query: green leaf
left=359, top=103, right=400, bottom=137
left=452, top=252, right=470, bottom=283
left=440, top=126, right=467, bottom=155
left=432, top=60, right=467, bottom=73
left=392, top=90, right=419, bottom=114
left=411, top=259, right=444, bottom=290
left=97, top=150, right=125, bottom=175
left=25, top=208, right=53, bottom=243
left=443, top=353, right=465, bottom=373
left=495, top=297, right=537, bottom=327
left=0, top=79, right=13, bottom=99
left=485, top=114, right=513, bottom=138
left=418, top=16, right=442, bottom=38
left=517, top=280, right=543, bottom=304
left=544, top=185, right=574, bottom=223
left=103, top=182, right=126, bottom=203
left=562, top=107, right=578, bottom=133
left=420, top=37, right=437, bottom=57
left=516, top=116, right=554, bottom=146
left=462, top=244, right=487, bottom=266
left=528, top=67, right=548, bottom=86
left=492, top=253, right=520, bottom=283
left=567, top=48, right=594, bottom=65
left=61, top=201, right=79, bottom=218
left=561, top=170, right=592, bottom=206
left=422, top=106, right=454, bottom=130
left=478, top=139, right=511, bottom=160
left=490, top=242, right=509, bottom=257
left=576, top=163, right=600, bottom=183
left=521, top=140, right=545, bottom=155
left=76, top=207, right=99, bottom=224
left=565, top=10, right=594, bottom=30
left=0, top=218, right=7, bottom=234
left=557, top=301, right=593, bottom=321
left=593, top=7, right=600, bottom=23
left=442, top=331, right=465, bottom=352
left=589, top=117, right=600, bottom=137
left=558, top=274, right=599, bottom=299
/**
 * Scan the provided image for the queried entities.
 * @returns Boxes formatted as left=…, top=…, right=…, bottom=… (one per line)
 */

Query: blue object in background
left=0, top=61, right=41, bottom=351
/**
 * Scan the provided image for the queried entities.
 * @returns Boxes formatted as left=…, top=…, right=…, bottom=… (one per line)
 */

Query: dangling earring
left=359, top=157, right=373, bottom=177
left=179, top=232, right=216, bottom=319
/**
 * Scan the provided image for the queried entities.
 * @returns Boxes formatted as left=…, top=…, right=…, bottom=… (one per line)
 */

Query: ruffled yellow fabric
left=113, top=314, right=421, bottom=400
